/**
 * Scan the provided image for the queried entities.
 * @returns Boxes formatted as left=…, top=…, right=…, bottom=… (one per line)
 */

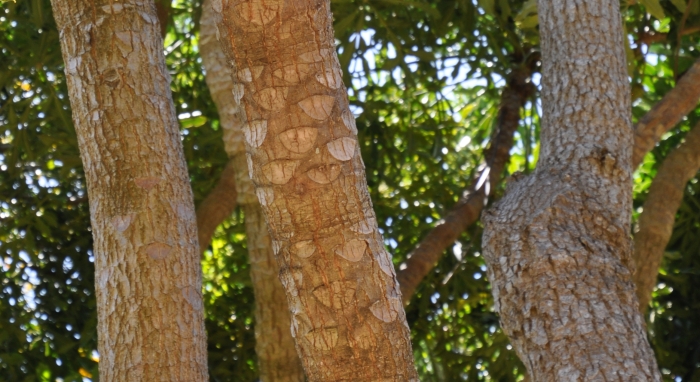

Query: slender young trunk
left=199, top=2, right=305, bottom=380
left=482, top=1, right=661, bottom=380
left=633, top=121, right=700, bottom=312
left=213, top=0, right=418, bottom=380
left=51, top=1, right=208, bottom=380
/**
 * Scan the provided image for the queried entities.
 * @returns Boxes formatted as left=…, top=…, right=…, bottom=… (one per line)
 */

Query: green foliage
left=1, top=0, right=699, bottom=381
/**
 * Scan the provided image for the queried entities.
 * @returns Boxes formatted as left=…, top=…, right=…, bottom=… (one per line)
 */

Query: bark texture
left=632, top=58, right=700, bottom=167
left=196, top=160, right=238, bottom=252
left=51, top=1, right=208, bottom=381
left=200, top=2, right=305, bottom=380
left=481, top=1, right=661, bottom=380
left=213, top=0, right=418, bottom=380
left=633, top=121, right=700, bottom=312
left=397, top=67, right=535, bottom=303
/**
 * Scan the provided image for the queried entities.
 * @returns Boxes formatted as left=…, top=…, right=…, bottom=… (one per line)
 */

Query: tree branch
left=195, top=160, right=237, bottom=253
left=638, top=25, right=700, bottom=45
left=633, top=120, right=700, bottom=312
left=632, top=58, right=700, bottom=167
left=397, top=66, right=536, bottom=304
left=397, top=57, right=700, bottom=305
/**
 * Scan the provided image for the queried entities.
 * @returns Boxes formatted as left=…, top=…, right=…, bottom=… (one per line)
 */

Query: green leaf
left=639, top=0, right=666, bottom=20
left=179, top=116, right=207, bottom=129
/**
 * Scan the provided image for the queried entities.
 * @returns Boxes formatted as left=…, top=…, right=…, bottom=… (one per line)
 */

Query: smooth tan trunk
left=212, top=0, right=418, bottom=380
left=51, top=1, right=208, bottom=380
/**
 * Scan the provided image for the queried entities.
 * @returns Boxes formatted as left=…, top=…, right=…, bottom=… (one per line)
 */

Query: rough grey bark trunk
left=199, top=2, right=305, bottom=380
left=481, top=1, right=662, bottom=380
left=633, top=121, right=700, bottom=312
left=51, top=1, right=208, bottom=381
left=212, top=0, right=418, bottom=380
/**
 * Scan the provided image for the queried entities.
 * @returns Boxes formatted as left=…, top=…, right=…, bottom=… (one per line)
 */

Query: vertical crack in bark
left=200, top=2, right=305, bottom=380
left=482, top=0, right=662, bottom=379
left=213, top=0, right=418, bottom=380
left=51, top=1, right=208, bottom=380
left=633, top=121, right=700, bottom=312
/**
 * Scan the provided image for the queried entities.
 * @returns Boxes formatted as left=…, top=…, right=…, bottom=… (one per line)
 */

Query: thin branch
left=633, top=58, right=700, bottom=167
left=633, top=120, right=700, bottom=313
left=397, top=66, right=536, bottom=304
left=195, top=160, right=237, bottom=253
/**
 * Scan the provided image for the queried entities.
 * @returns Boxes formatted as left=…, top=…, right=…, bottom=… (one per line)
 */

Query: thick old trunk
left=51, top=1, right=208, bottom=381
left=633, top=121, right=700, bottom=312
left=397, top=66, right=535, bottom=304
left=482, top=1, right=661, bottom=380
left=213, top=0, right=418, bottom=380
left=199, top=2, right=305, bottom=380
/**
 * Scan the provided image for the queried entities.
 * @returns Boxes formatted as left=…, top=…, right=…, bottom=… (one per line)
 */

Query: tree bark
left=481, top=1, right=661, bottom=380
left=633, top=121, right=700, bottom=312
left=195, top=160, right=238, bottom=253
left=397, top=66, right=535, bottom=304
left=213, top=0, right=418, bottom=380
left=51, top=1, right=208, bottom=381
left=199, top=2, right=305, bottom=380
left=632, top=58, right=700, bottom=167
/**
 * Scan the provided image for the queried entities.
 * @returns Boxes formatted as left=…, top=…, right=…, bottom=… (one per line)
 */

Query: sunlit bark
left=199, top=2, right=305, bottom=380
left=212, top=0, right=418, bottom=379
left=51, top=1, right=208, bottom=380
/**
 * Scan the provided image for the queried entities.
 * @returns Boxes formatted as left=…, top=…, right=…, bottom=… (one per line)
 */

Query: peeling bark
left=195, top=160, right=238, bottom=253
left=634, top=121, right=700, bottom=312
left=633, top=58, right=700, bottom=167
left=212, top=0, right=418, bottom=380
left=397, top=67, right=535, bottom=304
left=482, top=1, right=661, bottom=380
left=199, top=2, right=305, bottom=380
left=51, top=1, right=208, bottom=380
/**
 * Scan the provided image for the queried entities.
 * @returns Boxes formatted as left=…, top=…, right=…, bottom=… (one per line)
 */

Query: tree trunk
left=633, top=121, right=700, bottom=312
left=199, top=2, right=305, bottom=380
left=212, top=0, right=418, bottom=380
left=481, top=1, right=661, bottom=380
left=51, top=1, right=208, bottom=381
